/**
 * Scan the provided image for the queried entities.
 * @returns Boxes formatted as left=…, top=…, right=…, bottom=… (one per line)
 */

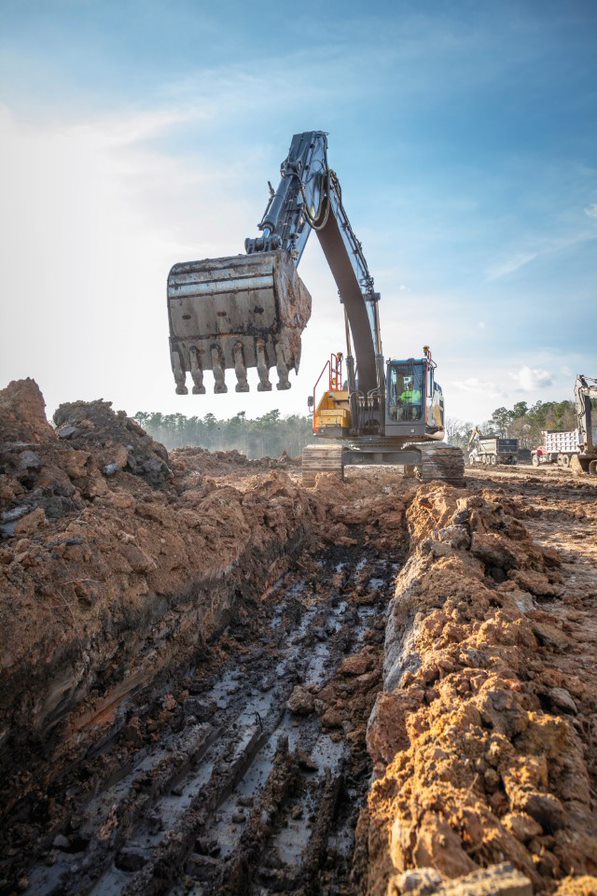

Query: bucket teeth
left=211, top=346, right=228, bottom=394
left=171, top=348, right=188, bottom=395
left=189, top=348, right=206, bottom=395
left=256, top=339, right=272, bottom=392
left=275, top=343, right=290, bottom=391
left=233, top=342, right=249, bottom=393
left=168, top=250, right=312, bottom=397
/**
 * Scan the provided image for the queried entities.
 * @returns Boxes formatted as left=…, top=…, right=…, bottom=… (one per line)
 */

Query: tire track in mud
left=15, top=533, right=402, bottom=896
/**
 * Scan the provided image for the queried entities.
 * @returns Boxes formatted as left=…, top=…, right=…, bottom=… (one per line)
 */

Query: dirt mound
left=0, top=464, right=321, bottom=758
left=1, top=392, right=174, bottom=540
left=363, top=484, right=596, bottom=894
left=0, top=378, right=55, bottom=444
left=54, top=399, right=171, bottom=486
left=171, top=445, right=299, bottom=478
left=0, top=384, right=346, bottom=835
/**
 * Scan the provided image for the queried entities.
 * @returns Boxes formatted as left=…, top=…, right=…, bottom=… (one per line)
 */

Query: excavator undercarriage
left=301, top=441, right=465, bottom=487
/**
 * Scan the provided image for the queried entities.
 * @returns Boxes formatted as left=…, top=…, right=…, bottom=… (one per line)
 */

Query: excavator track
left=301, top=442, right=465, bottom=487
left=301, top=444, right=344, bottom=487
left=412, top=443, right=465, bottom=486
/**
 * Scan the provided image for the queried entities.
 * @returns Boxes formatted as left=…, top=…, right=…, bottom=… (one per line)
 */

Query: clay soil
left=0, top=380, right=595, bottom=896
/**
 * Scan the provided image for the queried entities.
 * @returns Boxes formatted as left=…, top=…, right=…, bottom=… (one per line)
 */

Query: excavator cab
left=385, top=351, right=445, bottom=439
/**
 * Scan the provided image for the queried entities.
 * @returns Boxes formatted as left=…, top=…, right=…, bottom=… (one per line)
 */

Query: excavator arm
left=575, top=374, right=597, bottom=455
left=167, top=131, right=383, bottom=396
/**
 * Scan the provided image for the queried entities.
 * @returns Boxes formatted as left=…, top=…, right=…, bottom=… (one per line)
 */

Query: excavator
left=573, top=375, right=597, bottom=474
left=167, top=131, right=464, bottom=485
left=532, top=375, right=597, bottom=475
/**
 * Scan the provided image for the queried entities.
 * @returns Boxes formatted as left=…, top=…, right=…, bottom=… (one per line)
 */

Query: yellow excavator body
left=313, top=390, right=351, bottom=435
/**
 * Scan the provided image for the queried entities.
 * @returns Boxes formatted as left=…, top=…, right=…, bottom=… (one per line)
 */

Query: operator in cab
left=400, top=376, right=422, bottom=420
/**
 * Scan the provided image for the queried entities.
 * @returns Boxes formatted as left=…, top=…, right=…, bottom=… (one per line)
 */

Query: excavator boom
left=167, top=131, right=382, bottom=397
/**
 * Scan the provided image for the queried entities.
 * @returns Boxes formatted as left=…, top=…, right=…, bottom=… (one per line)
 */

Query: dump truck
left=532, top=430, right=580, bottom=468
left=167, top=131, right=464, bottom=485
left=468, top=436, right=518, bottom=466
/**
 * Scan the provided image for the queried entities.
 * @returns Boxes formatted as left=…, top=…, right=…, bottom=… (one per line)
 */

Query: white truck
left=531, top=375, right=597, bottom=474
left=532, top=430, right=579, bottom=468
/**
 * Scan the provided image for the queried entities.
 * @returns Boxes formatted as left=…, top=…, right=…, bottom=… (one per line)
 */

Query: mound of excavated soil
left=54, top=399, right=171, bottom=486
left=0, top=378, right=55, bottom=444
left=0, top=384, right=174, bottom=540
left=172, top=445, right=299, bottom=478
left=0, top=409, right=319, bottom=785
left=1, top=381, right=393, bottom=831
left=363, top=483, right=597, bottom=895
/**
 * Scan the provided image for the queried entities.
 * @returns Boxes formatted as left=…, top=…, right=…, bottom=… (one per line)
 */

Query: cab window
left=388, top=364, right=425, bottom=421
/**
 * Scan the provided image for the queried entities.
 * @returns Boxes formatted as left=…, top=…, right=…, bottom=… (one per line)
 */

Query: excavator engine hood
left=168, top=250, right=312, bottom=394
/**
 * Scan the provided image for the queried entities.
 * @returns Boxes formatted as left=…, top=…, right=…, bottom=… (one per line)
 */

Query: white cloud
left=486, top=251, right=538, bottom=280
left=510, top=365, right=552, bottom=390
left=451, top=377, right=503, bottom=397
left=0, top=105, right=261, bottom=410
left=0, top=103, right=350, bottom=418
left=585, top=203, right=597, bottom=219
left=70, top=107, right=205, bottom=149
left=485, top=232, right=596, bottom=281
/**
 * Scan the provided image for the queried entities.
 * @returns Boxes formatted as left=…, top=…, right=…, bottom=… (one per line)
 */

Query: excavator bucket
left=168, top=250, right=312, bottom=394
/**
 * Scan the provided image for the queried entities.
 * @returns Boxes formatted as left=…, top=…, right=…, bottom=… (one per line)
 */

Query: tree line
left=446, top=399, right=577, bottom=452
left=134, top=410, right=313, bottom=459
left=136, top=398, right=577, bottom=459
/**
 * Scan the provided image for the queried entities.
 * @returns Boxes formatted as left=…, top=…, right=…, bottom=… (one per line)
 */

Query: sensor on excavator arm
left=167, top=131, right=464, bottom=485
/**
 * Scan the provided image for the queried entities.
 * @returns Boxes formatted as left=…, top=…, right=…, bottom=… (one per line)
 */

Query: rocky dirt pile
left=171, top=445, right=299, bottom=478
left=53, top=399, right=171, bottom=486
left=0, top=378, right=54, bottom=444
left=363, top=483, right=597, bottom=895
left=0, top=382, right=172, bottom=539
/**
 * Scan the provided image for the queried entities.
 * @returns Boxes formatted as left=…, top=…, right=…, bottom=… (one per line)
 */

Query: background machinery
left=467, top=428, right=518, bottom=466
left=532, top=375, right=597, bottom=474
left=167, top=131, right=464, bottom=485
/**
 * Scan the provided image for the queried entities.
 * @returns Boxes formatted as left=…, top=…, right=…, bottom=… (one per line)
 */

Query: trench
left=1, top=525, right=405, bottom=896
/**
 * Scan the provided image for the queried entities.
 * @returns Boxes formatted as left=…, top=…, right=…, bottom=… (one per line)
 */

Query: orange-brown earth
left=362, top=472, right=597, bottom=896
left=0, top=379, right=595, bottom=896
left=0, top=380, right=316, bottom=761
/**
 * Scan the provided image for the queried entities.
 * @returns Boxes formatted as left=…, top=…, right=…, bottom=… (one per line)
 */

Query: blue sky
left=0, top=0, right=595, bottom=425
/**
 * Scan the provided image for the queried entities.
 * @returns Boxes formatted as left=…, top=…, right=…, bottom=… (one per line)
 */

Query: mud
left=1, top=380, right=596, bottom=896
left=7, top=539, right=398, bottom=896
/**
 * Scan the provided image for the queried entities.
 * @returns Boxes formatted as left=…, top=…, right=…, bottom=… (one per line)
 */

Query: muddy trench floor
left=2, top=526, right=403, bottom=896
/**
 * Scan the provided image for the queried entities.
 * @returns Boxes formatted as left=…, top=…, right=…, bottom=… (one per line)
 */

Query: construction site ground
left=0, top=380, right=596, bottom=896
